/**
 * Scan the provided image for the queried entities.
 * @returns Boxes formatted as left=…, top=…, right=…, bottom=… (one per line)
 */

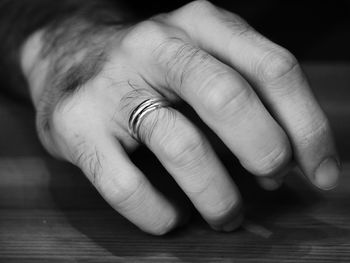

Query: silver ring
left=128, top=98, right=170, bottom=141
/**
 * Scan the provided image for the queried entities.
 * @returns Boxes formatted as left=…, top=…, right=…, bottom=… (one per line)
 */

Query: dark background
left=128, top=0, right=350, bottom=61
left=1, top=0, right=349, bottom=101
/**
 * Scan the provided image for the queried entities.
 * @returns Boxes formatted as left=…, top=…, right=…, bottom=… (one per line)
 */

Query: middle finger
left=149, top=38, right=292, bottom=177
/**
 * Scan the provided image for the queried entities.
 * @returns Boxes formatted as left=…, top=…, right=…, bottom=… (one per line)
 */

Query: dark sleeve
left=0, top=0, right=131, bottom=101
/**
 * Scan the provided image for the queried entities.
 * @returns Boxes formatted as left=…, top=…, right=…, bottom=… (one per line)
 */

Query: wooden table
left=1, top=63, right=350, bottom=262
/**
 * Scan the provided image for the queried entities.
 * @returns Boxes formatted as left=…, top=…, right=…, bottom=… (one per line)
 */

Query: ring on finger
left=128, top=98, right=170, bottom=142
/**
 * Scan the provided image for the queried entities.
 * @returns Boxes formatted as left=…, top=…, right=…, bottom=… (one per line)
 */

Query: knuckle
left=154, top=38, right=211, bottom=92
left=160, top=127, right=207, bottom=169
left=185, top=0, right=216, bottom=15
left=51, top=105, right=79, bottom=136
left=103, top=170, right=145, bottom=210
left=75, top=146, right=103, bottom=185
left=228, top=20, right=251, bottom=38
left=169, top=0, right=219, bottom=28
left=121, top=20, right=168, bottom=53
left=224, top=14, right=252, bottom=38
left=257, top=48, right=299, bottom=83
left=202, top=73, right=253, bottom=120
left=44, top=98, right=92, bottom=160
left=296, top=116, right=330, bottom=147
left=51, top=97, right=102, bottom=139
left=252, top=145, right=291, bottom=176
left=136, top=20, right=166, bottom=38
left=50, top=95, right=89, bottom=132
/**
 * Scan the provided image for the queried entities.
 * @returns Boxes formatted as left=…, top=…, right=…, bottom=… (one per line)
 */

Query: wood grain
left=1, top=63, right=350, bottom=262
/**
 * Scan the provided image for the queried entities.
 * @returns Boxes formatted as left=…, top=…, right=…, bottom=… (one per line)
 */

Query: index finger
left=167, top=0, right=340, bottom=189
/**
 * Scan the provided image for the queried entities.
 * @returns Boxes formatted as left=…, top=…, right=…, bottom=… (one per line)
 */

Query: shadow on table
left=47, top=144, right=350, bottom=262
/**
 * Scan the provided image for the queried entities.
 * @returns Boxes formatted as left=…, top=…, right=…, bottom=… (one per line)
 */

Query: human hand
left=21, top=0, right=340, bottom=235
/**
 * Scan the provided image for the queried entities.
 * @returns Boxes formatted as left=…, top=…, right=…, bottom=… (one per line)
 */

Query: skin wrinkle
left=140, top=108, right=177, bottom=145
left=154, top=38, right=211, bottom=95
left=98, top=77, right=163, bottom=140
left=120, top=88, right=160, bottom=117
left=165, top=42, right=196, bottom=91
left=73, top=138, right=103, bottom=185
left=97, top=78, right=139, bottom=128
left=91, top=147, right=103, bottom=185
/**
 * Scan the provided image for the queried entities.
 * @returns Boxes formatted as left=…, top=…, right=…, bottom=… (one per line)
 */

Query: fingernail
left=222, top=213, right=244, bottom=232
left=314, top=157, right=340, bottom=190
left=259, top=177, right=282, bottom=191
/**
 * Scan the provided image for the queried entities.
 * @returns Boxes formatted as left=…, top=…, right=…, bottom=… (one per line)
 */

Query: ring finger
left=120, top=89, right=243, bottom=231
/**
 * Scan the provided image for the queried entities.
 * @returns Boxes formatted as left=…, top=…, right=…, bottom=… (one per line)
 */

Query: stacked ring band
left=128, top=98, right=170, bottom=141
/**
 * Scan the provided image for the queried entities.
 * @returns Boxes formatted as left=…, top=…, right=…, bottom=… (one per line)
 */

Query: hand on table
left=21, top=0, right=340, bottom=235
